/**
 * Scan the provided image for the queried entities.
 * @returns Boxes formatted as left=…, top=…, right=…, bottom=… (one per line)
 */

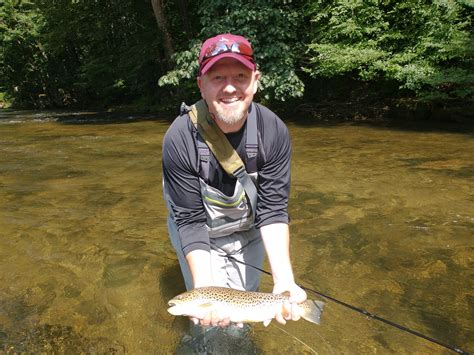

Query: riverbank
left=2, top=91, right=472, bottom=127
left=281, top=98, right=473, bottom=124
left=273, top=79, right=473, bottom=126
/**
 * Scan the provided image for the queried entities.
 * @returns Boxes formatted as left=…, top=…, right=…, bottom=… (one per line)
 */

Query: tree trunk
left=176, top=0, right=192, bottom=40
left=151, top=0, right=174, bottom=66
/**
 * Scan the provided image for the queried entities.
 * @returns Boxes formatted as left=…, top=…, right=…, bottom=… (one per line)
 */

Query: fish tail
left=300, top=299, right=325, bottom=324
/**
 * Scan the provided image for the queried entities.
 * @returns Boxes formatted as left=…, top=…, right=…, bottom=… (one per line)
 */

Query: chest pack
left=186, top=99, right=259, bottom=216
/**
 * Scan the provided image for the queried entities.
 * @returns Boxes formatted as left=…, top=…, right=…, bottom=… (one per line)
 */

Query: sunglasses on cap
left=201, top=40, right=254, bottom=65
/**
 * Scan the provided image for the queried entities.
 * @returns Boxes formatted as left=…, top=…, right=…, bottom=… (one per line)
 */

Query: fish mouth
left=167, top=303, right=180, bottom=315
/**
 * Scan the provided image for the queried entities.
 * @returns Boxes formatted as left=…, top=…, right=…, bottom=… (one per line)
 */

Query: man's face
left=198, top=58, right=260, bottom=126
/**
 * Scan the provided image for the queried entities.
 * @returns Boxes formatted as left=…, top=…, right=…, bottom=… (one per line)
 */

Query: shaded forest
left=1, top=0, right=472, bottom=121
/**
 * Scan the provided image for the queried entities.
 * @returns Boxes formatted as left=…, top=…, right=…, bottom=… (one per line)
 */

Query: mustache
left=215, top=104, right=246, bottom=125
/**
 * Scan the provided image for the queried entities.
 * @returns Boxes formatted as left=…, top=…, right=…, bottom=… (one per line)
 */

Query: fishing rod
left=215, top=248, right=469, bottom=355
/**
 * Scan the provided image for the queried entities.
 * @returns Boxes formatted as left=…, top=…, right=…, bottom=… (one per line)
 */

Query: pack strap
left=188, top=99, right=257, bottom=214
left=197, top=140, right=210, bottom=181
left=189, top=100, right=244, bottom=175
left=195, top=103, right=258, bottom=180
left=245, top=103, right=258, bottom=173
left=233, top=166, right=257, bottom=216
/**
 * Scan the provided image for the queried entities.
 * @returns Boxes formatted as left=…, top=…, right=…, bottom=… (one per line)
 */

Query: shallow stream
left=0, top=110, right=472, bottom=354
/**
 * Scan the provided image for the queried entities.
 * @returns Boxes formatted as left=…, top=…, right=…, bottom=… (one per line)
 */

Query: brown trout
left=167, top=286, right=325, bottom=326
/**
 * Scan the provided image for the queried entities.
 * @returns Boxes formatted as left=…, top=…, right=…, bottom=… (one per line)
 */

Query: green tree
left=1, top=0, right=180, bottom=108
left=33, top=0, right=165, bottom=107
left=304, top=0, right=474, bottom=102
left=159, top=0, right=306, bottom=101
left=2, top=0, right=472, bottom=109
left=0, top=0, right=49, bottom=106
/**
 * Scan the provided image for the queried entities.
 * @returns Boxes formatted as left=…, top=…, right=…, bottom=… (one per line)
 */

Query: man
left=162, top=33, right=306, bottom=328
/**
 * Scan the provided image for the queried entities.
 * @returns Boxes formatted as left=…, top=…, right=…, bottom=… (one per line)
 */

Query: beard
left=214, top=103, right=247, bottom=125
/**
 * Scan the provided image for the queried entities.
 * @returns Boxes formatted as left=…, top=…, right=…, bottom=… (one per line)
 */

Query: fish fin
left=300, top=300, right=325, bottom=325
left=197, top=302, right=214, bottom=309
left=263, top=319, right=272, bottom=327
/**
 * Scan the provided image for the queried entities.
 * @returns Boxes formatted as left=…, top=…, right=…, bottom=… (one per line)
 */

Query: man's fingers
left=277, top=299, right=302, bottom=323
left=218, top=317, right=231, bottom=327
left=210, top=311, right=221, bottom=327
left=291, top=302, right=301, bottom=321
left=283, top=300, right=292, bottom=320
left=288, top=289, right=307, bottom=304
left=192, top=311, right=233, bottom=327
left=200, top=312, right=212, bottom=326
left=275, top=312, right=287, bottom=325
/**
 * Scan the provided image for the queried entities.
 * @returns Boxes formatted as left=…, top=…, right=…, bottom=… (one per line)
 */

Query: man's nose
left=223, top=80, right=237, bottom=93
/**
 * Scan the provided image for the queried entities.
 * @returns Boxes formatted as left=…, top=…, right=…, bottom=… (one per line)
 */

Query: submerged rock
left=0, top=324, right=124, bottom=354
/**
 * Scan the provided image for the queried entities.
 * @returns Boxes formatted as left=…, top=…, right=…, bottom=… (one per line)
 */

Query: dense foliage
left=159, top=0, right=305, bottom=101
left=305, top=0, right=474, bottom=101
left=0, top=0, right=472, bottom=109
left=1, top=0, right=170, bottom=108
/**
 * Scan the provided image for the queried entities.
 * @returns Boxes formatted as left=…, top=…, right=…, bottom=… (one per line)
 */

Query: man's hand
left=185, top=250, right=244, bottom=327
left=273, top=282, right=307, bottom=325
left=190, top=311, right=243, bottom=328
left=190, top=312, right=232, bottom=327
left=260, top=223, right=307, bottom=325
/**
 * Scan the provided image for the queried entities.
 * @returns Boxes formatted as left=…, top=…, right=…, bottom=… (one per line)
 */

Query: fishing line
left=273, top=324, right=318, bottom=354
left=216, top=249, right=469, bottom=355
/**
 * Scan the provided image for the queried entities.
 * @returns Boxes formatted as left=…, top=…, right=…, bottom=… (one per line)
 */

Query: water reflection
left=0, top=111, right=472, bottom=353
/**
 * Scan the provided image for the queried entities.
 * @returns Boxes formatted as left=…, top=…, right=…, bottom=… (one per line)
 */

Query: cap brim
left=200, top=53, right=255, bottom=76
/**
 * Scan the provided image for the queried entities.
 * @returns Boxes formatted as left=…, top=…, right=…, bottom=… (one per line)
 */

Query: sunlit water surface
left=0, top=110, right=472, bottom=354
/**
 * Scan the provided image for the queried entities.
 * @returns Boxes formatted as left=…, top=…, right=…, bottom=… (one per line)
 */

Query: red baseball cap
left=198, top=33, right=256, bottom=76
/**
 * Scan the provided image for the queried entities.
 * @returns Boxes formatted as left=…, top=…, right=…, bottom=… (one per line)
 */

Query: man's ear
left=253, top=81, right=259, bottom=94
left=197, top=77, right=205, bottom=99
left=253, top=71, right=261, bottom=94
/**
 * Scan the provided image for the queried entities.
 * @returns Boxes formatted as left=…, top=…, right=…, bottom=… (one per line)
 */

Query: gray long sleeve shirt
left=162, top=103, right=291, bottom=255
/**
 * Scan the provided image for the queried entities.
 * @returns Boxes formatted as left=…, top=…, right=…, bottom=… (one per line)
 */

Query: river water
left=0, top=110, right=472, bottom=354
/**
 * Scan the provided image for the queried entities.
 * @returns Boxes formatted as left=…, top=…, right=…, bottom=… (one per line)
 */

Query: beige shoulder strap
left=188, top=99, right=244, bottom=177
left=188, top=99, right=258, bottom=214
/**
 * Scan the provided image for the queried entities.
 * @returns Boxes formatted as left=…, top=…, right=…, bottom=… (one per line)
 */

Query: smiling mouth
left=220, top=98, right=240, bottom=104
